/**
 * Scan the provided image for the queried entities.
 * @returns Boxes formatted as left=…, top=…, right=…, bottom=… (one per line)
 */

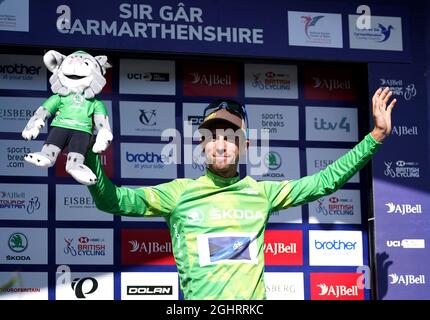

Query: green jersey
left=86, top=133, right=381, bottom=300
left=42, top=93, right=108, bottom=134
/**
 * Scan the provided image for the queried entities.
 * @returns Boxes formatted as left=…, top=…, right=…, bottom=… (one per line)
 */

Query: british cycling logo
left=315, top=196, right=354, bottom=216
left=251, top=72, right=291, bottom=91
left=385, top=202, right=422, bottom=215
left=389, top=273, right=426, bottom=286
left=384, top=160, right=420, bottom=178
left=379, top=79, right=417, bottom=101
left=63, top=237, right=106, bottom=256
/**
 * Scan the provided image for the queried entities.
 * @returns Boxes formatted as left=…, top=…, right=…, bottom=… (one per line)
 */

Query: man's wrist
left=370, top=128, right=387, bottom=142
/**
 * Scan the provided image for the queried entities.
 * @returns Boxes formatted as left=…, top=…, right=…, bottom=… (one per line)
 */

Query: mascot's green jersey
left=42, top=93, right=108, bottom=134
left=86, top=133, right=381, bottom=300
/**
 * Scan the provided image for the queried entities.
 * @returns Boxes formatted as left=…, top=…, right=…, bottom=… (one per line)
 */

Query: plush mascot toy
left=22, top=50, right=112, bottom=185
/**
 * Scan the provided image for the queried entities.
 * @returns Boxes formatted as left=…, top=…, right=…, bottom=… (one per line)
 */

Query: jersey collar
left=205, top=168, right=240, bottom=187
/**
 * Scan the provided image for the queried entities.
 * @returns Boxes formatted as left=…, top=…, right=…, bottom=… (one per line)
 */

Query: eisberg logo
left=317, top=283, right=359, bottom=298
left=385, top=202, right=422, bottom=215
left=314, top=239, right=357, bottom=250
left=389, top=273, right=426, bottom=286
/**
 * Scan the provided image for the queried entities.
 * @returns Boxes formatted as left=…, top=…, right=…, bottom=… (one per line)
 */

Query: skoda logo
left=265, top=152, right=281, bottom=170
left=8, top=232, right=28, bottom=253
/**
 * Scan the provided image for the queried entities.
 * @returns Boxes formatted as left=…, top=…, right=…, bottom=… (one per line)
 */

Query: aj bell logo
left=71, top=277, right=98, bottom=298
left=389, top=273, right=426, bottom=286
left=317, top=283, right=358, bottom=298
left=312, top=77, right=351, bottom=91
left=385, top=202, right=422, bottom=215
left=190, top=72, right=231, bottom=86
left=386, top=239, right=425, bottom=249
left=128, top=240, right=172, bottom=254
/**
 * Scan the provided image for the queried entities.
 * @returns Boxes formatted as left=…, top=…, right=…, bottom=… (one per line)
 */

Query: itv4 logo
left=314, top=117, right=350, bottom=132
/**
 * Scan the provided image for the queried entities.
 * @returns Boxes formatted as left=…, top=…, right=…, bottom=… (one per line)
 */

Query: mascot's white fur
left=22, top=50, right=112, bottom=185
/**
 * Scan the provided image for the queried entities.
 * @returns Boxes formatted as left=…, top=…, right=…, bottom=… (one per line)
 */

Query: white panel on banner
left=0, top=140, right=48, bottom=176
left=119, top=101, right=175, bottom=136
left=119, top=59, right=175, bottom=95
left=264, top=272, right=304, bottom=300
left=288, top=11, right=343, bottom=48
left=247, top=105, right=299, bottom=141
left=120, top=143, right=178, bottom=179
left=268, top=206, right=302, bottom=224
left=121, top=272, right=179, bottom=300
left=244, top=64, right=298, bottom=99
left=0, top=0, right=29, bottom=32
left=309, top=230, right=363, bottom=266
left=0, top=97, right=47, bottom=133
left=0, top=228, right=47, bottom=264
left=0, top=272, right=48, bottom=300
left=56, top=272, right=113, bottom=300
left=55, top=185, right=113, bottom=221
left=306, top=107, right=358, bottom=142
left=246, top=147, right=300, bottom=181
left=308, top=189, right=362, bottom=224
left=182, top=102, right=208, bottom=140
left=0, top=183, right=48, bottom=220
left=55, top=228, right=113, bottom=265
left=0, top=54, right=46, bottom=90
left=306, top=148, right=360, bottom=183
left=349, top=15, right=403, bottom=51
left=121, top=185, right=165, bottom=222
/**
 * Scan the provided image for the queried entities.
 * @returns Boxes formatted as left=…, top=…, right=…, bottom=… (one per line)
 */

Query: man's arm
left=85, top=149, right=187, bottom=217
left=265, top=87, right=396, bottom=211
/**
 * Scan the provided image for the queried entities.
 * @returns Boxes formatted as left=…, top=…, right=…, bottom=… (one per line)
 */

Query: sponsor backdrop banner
left=368, top=63, right=430, bottom=299
left=0, top=0, right=410, bottom=62
left=0, top=52, right=372, bottom=300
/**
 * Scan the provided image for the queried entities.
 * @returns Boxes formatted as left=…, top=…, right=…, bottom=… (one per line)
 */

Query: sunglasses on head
left=203, top=99, right=249, bottom=139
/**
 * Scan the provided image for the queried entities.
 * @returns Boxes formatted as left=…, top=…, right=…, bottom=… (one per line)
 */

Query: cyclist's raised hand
left=371, top=87, right=397, bottom=142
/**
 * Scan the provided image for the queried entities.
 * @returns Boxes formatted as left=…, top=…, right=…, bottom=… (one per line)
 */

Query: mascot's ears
left=43, top=50, right=66, bottom=73
left=95, top=56, right=112, bottom=75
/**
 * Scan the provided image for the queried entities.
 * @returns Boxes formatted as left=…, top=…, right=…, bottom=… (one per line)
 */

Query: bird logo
left=378, top=24, right=394, bottom=42
left=317, top=283, right=329, bottom=295
left=301, top=16, right=325, bottom=39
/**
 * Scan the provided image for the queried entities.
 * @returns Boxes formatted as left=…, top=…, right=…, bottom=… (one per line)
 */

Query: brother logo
left=314, top=240, right=357, bottom=250
left=126, top=151, right=170, bottom=163
left=127, top=286, right=173, bottom=295
left=0, top=64, right=42, bottom=75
